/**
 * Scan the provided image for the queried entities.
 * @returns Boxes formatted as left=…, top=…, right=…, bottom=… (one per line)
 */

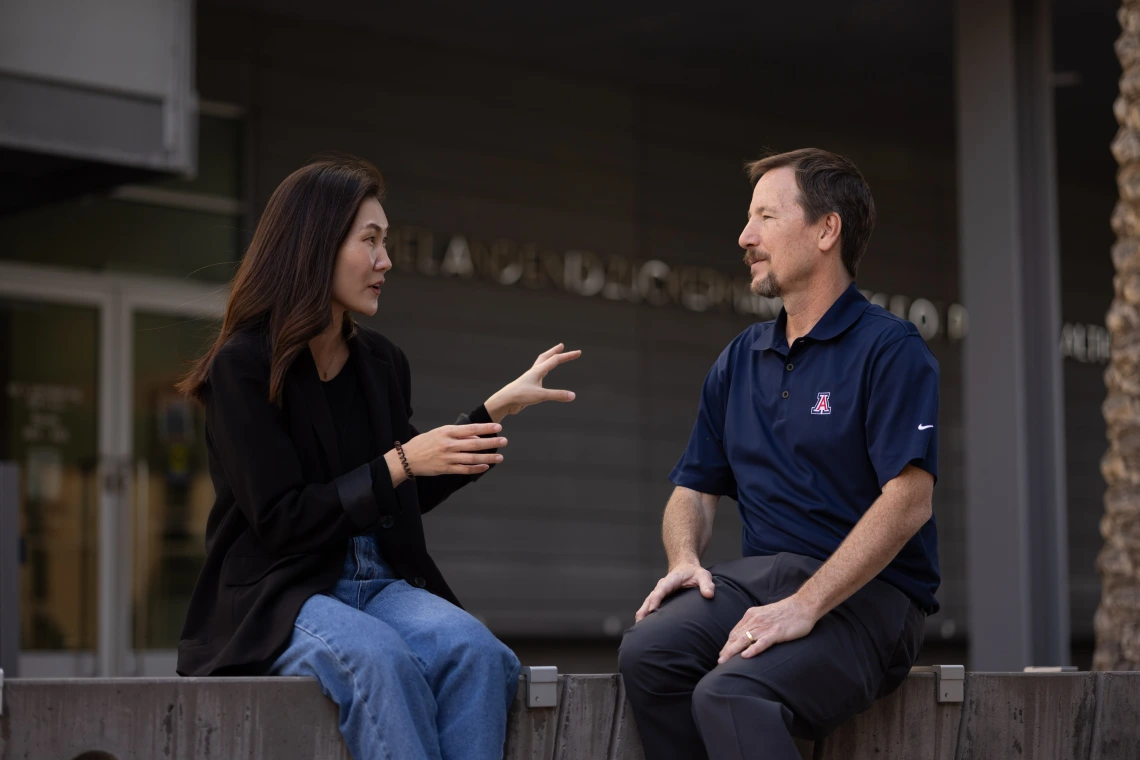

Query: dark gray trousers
left=618, top=553, right=925, bottom=760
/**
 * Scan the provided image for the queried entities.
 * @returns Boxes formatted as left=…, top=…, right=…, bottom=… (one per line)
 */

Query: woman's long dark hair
left=178, top=153, right=385, bottom=404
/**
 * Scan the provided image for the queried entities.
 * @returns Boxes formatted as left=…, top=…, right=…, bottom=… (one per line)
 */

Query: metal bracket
left=521, top=665, right=558, bottom=708
left=911, top=664, right=964, bottom=703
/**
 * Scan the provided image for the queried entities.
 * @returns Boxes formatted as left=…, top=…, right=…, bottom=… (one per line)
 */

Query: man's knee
left=691, top=669, right=784, bottom=716
left=691, top=670, right=792, bottom=734
left=617, top=622, right=655, bottom=684
left=617, top=625, right=642, bottom=673
left=619, top=618, right=698, bottom=696
left=691, top=669, right=741, bottom=715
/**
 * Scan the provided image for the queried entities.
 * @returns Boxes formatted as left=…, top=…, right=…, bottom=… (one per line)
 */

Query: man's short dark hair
left=745, top=148, right=876, bottom=278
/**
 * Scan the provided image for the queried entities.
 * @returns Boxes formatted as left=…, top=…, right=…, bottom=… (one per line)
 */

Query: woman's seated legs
left=360, top=578, right=521, bottom=760
left=270, top=592, right=443, bottom=760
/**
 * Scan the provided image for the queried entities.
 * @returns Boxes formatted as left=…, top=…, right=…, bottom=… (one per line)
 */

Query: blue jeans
left=269, top=535, right=520, bottom=760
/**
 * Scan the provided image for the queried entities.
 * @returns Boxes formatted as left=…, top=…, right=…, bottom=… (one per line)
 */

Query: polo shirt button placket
left=782, top=340, right=801, bottom=418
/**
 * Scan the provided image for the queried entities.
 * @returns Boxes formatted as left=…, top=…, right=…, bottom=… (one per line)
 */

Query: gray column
left=956, top=0, right=1070, bottom=669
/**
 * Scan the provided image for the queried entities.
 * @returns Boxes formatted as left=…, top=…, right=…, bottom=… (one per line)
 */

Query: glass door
left=1, top=263, right=225, bottom=676
left=0, top=103, right=242, bottom=675
left=0, top=263, right=113, bottom=677
left=121, top=280, right=224, bottom=676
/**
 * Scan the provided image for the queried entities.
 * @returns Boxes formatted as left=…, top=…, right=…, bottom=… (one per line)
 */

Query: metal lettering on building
left=388, top=226, right=971, bottom=343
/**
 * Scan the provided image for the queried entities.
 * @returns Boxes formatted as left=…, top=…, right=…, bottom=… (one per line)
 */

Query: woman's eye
left=366, top=236, right=375, bottom=244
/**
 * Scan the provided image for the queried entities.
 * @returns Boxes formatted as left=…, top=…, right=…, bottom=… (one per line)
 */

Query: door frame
left=118, top=275, right=224, bottom=676
left=0, top=260, right=225, bottom=676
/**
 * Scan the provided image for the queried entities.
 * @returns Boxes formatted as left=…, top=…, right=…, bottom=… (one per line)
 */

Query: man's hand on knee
left=635, top=563, right=715, bottom=622
left=716, top=596, right=818, bottom=664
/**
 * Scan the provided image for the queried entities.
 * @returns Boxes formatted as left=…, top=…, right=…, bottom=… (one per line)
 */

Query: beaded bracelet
left=393, top=440, right=415, bottom=481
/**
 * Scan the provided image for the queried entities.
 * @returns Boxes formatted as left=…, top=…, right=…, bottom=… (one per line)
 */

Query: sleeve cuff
left=454, top=405, right=498, bottom=476
left=669, top=467, right=737, bottom=500
left=876, top=454, right=938, bottom=489
left=457, top=404, right=493, bottom=426
left=335, top=463, right=380, bottom=529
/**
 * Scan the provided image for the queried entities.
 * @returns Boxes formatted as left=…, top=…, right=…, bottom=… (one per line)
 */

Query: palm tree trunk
left=1096, top=0, right=1140, bottom=671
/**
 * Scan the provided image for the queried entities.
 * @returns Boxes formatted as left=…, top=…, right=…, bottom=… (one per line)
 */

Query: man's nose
left=739, top=224, right=759, bottom=250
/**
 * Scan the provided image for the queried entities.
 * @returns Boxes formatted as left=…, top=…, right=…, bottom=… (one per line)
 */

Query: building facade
left=0, top=0, right=1120, bottom=675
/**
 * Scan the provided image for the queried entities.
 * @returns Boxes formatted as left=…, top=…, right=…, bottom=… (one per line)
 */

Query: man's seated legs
left=626, top=149, right=939, bottom=760
left=619, top=559, right=763, bottom=760
left=620, top=553, right=924, bottom=760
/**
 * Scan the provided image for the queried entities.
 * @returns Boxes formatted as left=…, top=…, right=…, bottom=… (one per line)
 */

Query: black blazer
left=177, top=323, right=493, bottom=676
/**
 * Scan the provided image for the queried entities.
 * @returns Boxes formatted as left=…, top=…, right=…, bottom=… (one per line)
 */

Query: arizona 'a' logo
left=812, top=392, right=832, bottom=415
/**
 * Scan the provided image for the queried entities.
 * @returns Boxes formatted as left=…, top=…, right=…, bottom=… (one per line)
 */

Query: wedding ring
left=745, top=630, right=755, bottom=644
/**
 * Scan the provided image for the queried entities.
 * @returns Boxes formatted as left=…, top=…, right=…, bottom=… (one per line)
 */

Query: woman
left=175, top=153, right=580, bottom=760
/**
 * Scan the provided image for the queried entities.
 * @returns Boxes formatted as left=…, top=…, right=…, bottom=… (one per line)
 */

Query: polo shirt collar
left=752, top=311, right=787, bottom=352
left=807, top=282, right=871, bottom=341
left=752, top=282, right=870, bottom=351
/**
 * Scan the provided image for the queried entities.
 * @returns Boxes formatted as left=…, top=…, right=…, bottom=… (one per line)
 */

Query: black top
left=321, top=351, right=374, bottom=473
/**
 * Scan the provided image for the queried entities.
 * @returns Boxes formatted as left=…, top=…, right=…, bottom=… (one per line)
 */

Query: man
left=619, top=148, right=939, bottom=760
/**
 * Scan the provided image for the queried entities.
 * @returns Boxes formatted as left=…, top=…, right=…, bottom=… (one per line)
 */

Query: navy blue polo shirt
left=670, top=283, right=941, bottom=613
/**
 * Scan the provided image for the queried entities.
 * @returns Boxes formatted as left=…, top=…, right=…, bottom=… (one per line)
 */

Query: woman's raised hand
left=485, top=343, right=581, bottom=421
left=394, top=423, right=507, bottom=478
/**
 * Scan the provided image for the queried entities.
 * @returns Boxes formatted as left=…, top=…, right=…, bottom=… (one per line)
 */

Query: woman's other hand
left=485, top=343, right=581, bottom=422
left=385, top=423, right=507, bottom=484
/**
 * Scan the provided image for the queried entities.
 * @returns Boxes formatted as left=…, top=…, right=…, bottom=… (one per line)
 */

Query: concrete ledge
left=0, top=677, right=350, bottom=760
left=957, top=672, right=1098, bottom=759
left=1091, top=671, right=1140, bottom=760
left=815, top=671, right=960, bottom=760
left=2, top=672, right=1138, bottom=759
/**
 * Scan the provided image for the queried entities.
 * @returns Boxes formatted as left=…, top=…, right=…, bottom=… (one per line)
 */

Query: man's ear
left=819, top=211, right=842, bottom=253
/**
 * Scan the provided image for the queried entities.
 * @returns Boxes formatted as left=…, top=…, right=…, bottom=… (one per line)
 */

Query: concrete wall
left=2, top=672, right=1138, bottom=759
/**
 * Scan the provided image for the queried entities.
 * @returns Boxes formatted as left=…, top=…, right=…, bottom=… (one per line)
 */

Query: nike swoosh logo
left=918, top=424, right=934, bottom=430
